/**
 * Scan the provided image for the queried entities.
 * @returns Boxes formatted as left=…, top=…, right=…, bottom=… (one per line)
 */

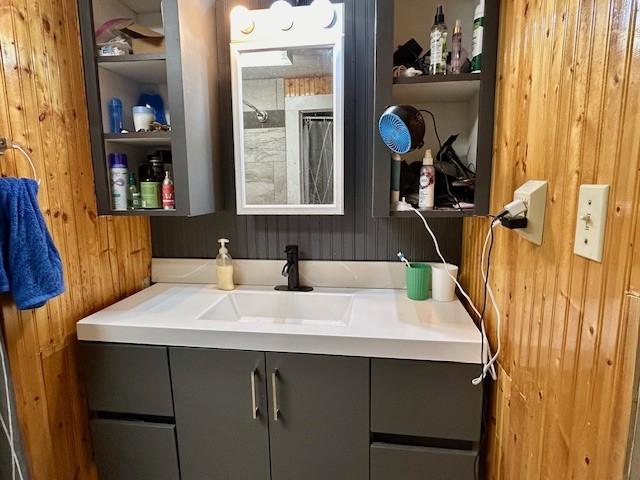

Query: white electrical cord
left=0, top=335, right=24, bottom=480
left=411, top=207, right=499, bottom=384
left=477, top=219, right=502, bottom=384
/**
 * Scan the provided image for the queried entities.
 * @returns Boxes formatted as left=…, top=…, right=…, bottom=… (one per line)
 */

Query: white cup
left=132, top=106, right=155, bottom=132
left=431, top=263, right=459, bottom=302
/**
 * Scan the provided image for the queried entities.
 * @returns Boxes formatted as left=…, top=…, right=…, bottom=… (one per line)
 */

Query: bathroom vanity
left=77, top=283, right=484, bottom=480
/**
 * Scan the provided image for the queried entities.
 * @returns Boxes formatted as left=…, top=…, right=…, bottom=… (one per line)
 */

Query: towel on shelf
left=0, top=178, right=64, bottom=310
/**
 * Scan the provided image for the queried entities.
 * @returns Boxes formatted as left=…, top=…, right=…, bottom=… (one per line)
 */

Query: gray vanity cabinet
left=169, top=348, right=271, bottom=480
left=266, top=353, right=370, bottom=480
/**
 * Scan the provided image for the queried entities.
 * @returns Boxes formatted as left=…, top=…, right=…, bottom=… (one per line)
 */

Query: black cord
left=418, top=109, right=464, bottom=212
left=474, top=220, right=495, bottom=480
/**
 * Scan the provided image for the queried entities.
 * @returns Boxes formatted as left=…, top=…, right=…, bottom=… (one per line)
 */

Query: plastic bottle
left=216, top=239, right=235, bottom=291
left=418, top=149, right=436, bottom=209
left=108, top=98, right=123, bottom=134
left=451, top=20, right=463, bottom=74
left=429, top=6, right=448, bottom=75
left=127, top=173, right=142, bottom=210
left=162, top=171, right=175, bottom=210
left=109, top=97, right=124, bottom=133
left=471, top=0, right=485, bottom=73
left=109, top=153, right=128, bottom=211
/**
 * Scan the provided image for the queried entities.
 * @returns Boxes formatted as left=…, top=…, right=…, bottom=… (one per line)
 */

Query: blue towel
left=0, top=178, right=64, bottom=310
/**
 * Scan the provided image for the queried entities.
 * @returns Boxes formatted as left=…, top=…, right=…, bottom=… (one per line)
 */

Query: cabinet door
left=170, top=348, right=270, bottom=480
left=266, top=353, right=369, bottom=480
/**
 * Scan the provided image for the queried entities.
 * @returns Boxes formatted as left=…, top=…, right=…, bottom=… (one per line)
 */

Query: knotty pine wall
left=0, top=0, right=152, bottom=478
left=459, top=0, right=640, bottom=478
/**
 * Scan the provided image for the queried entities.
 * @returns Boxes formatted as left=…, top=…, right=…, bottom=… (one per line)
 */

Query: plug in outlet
left=574, top=185, right=609, bottom=262
left=513, top=180, right=548, bottom=245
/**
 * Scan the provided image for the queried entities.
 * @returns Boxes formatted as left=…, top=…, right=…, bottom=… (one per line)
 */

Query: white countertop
left=77, top=283, right=483, bottom=364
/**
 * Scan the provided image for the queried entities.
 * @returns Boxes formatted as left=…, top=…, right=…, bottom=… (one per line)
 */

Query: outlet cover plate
left=514, top=180, right=548, bottom=245
left=574, top=184, right=609, bottom=262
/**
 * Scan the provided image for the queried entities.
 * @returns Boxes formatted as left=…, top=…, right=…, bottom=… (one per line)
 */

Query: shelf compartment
left=104, top=132, right=171, bottom=146
left=97, top=54, right=167, bottom=84
left=392, top=73, right=481, bottom=85
left=108, top=209, right=179, bottom=217
left=389, top=208, right=476, bottom=218
left=392, top=79, right=480, bottom=103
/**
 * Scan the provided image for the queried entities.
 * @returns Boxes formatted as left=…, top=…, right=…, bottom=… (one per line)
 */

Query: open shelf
left=392, top=73, right=481, bottom=85
left=109, top=208, right=178, bottom=217
left=392, top=78, right=480, bottom=103
left=104, top=132, right=171, bottom=146
left=97, top=54, right=167, bottom=84
left=389, top=207, right=476, bottom=218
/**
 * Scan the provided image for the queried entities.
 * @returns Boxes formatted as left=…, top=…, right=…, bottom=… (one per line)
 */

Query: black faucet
left=275, top=245, right=313, bottom=292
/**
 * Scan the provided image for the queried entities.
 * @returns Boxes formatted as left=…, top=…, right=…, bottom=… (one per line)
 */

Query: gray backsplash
left=150, top=0, right=463, bottom=264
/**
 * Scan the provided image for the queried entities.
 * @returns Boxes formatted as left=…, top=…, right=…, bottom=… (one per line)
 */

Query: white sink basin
left=198, top=290, right=353, bottom=326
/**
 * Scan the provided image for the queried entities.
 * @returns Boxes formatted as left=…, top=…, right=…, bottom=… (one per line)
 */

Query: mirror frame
left=230, top=4, right=344, bottom=215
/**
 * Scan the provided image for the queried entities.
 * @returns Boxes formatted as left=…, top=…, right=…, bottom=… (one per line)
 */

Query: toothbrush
left=397, top=251, right=412, bottom=268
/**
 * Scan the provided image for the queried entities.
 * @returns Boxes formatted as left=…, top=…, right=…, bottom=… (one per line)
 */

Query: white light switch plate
left=514, top=180, right=548, bottom=245
left=574, top=184, right=609, bottom=262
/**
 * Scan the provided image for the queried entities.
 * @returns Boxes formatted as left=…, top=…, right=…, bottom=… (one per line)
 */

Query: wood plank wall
left=459, top=0, right=640, bottom=478
left=0, top=0, right=152, bottom=478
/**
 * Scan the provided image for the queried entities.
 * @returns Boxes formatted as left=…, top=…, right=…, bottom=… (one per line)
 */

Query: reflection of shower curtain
left=302, top=117, right=334, bottom=204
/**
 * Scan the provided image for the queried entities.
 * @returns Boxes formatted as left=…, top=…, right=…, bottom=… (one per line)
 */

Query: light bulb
left=311, top=0, right=335, bottom=28
left=270, top=0, right=294, bottom=31
left=230, top=6, right=255, bottom=34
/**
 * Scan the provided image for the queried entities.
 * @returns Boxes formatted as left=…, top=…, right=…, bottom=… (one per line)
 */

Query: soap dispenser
left=216, top=238, right=235, bottom=291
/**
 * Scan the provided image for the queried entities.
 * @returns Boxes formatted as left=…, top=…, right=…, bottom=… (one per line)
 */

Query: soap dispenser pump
left=216, top=238, right=235, bottom=291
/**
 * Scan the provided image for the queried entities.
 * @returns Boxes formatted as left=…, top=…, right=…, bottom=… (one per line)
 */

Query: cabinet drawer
left=80, top=343, right=174, bottom=416
left=371, top=443, right=476, bottom=480
left=371, top=359, right=482, bottom=441
left=90, top=419, right=180, bottom=480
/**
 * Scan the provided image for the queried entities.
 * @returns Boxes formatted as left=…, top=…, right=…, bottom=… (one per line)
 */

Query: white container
left=431, top=263, right=459, bottom=302
left=132, top=105, right=155, bottom=132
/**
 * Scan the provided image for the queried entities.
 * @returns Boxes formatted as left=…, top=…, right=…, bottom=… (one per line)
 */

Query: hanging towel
left=0, top=178, right=64, bottom=310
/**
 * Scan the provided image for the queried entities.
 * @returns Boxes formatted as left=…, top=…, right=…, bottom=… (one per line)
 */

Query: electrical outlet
left=514, top=180, right=548, bottom=245
left=574, top=185, right=609, bottom=262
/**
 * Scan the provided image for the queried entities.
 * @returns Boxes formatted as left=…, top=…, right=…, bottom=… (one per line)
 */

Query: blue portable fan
left=378, top=105, right=426, bottom=208
left=378, top=105, right=425, bottom=154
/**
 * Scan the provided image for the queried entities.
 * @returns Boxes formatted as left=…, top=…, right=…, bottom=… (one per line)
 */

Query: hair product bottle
left=429, top=6, right=448, bottom=75
left=418, top=149, right=436, bottom=209
left=471, top=0, right=485, bottom=73
left=451, top=20, right=463, bottom=74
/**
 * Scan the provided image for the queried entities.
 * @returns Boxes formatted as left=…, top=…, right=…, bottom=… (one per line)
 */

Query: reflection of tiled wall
left=244, top=128, right=287, bottom=205
left=243, top=79, right=287, bottom=205
left=243, top=78, right=285, bottom=112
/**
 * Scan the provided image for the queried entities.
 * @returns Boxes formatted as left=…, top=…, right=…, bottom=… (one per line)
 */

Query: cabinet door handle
left=271, top=369, right=280, bottom=421
left=250, top=369, right=259, bottom=420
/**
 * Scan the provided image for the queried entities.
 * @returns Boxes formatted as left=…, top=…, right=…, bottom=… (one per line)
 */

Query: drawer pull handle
left=251, top=369, right=259, bottom=420
left=271, top=369, right=280, bottom=421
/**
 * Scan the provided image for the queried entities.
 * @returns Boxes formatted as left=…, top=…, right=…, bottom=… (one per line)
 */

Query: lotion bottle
left=418, top=149, right=436, bottom=209
left=216, top=239, right=235, bottom=290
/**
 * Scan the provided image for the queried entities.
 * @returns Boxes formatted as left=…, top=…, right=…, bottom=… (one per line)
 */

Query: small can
left=162, top=171, right=175, bottom=210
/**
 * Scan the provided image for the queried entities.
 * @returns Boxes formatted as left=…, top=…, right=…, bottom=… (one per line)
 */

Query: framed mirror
left=230, top=3, right=344, bottom=215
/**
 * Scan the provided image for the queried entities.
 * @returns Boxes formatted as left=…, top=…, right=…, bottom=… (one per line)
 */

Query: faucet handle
left=284, top=245, right=298, bottom=255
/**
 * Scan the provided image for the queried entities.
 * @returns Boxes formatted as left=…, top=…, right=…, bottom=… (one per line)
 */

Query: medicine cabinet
left=78, top=0, right=223, bottom=216
left=229, top=3, right=345, bottom=215
left=372, top=0, right=499, bottom=218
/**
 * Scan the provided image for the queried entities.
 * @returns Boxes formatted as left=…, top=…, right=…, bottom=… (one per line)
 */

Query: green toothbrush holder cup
left=405, top=263, right=431, bottom=301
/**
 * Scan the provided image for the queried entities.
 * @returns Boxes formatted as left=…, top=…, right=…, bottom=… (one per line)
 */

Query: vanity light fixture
left=230, top=5, right=255, bottom=34
left=311, top=0, right=336, bottom=28
left=270, top=0, right=294, bottom=31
